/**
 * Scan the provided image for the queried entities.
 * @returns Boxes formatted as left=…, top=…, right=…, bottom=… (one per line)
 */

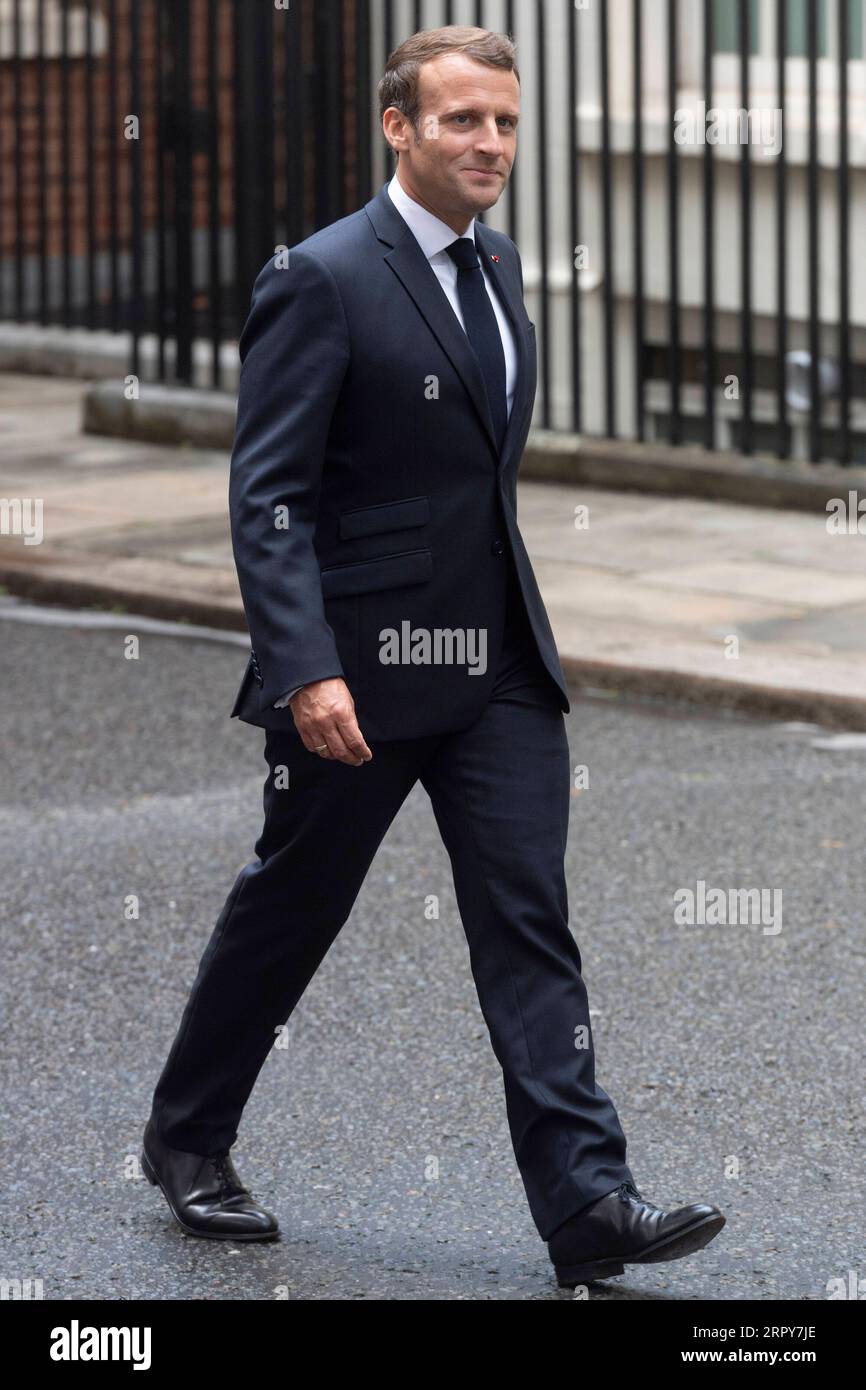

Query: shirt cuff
left=273, top=685, right=306, bottom=709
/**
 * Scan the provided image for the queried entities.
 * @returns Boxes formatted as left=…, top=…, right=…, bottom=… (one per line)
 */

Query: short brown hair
left=378, top=25, right=519, bottom=131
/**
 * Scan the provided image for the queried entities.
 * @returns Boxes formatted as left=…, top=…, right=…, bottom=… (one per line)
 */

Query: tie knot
left=445, top=237, right=480, bottom=271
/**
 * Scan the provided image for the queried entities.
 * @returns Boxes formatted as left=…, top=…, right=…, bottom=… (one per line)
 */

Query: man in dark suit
left=143, top=25, right=724, bottom=1287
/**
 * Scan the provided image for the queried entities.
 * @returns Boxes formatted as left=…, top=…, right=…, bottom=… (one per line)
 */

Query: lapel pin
left=491, top=254, right=500, bottom=263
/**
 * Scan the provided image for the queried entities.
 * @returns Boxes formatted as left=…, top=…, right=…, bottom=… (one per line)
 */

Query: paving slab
left=3, top=372, right=866, bottom=728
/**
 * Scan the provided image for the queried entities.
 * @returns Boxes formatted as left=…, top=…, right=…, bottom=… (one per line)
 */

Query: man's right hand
left=289, top=678, right=373, bottom=766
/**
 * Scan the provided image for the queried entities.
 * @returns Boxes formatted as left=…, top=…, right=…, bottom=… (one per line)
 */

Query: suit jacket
left=229, top=180, right=570, bottom=741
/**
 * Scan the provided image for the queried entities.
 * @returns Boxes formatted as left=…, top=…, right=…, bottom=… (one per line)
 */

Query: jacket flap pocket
left=338, top=495, right=430, bottom=541
left=321, top=547, right=432, bottom=599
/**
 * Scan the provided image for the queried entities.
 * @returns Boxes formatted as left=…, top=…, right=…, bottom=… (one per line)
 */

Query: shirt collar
left=387, top=171, right=476, bottom=261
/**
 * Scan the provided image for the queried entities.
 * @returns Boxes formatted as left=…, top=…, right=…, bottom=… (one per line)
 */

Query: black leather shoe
left=141, top=1117, right=279, bottom=1241
left=549, top=1180, right=724, bottom=1288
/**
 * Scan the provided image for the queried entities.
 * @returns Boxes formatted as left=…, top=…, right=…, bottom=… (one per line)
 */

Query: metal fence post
left=233, top=0, right=275, bottom=328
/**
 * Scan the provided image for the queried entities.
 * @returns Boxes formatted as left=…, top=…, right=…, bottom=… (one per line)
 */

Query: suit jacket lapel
left=365, top=183, right=530, bottom=468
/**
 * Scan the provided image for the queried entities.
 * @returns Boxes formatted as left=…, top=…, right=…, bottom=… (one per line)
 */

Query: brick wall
left=0, top=0, right=358, bottom=279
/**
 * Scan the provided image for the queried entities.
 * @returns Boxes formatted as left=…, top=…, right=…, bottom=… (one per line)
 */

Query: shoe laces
left=615, top=1180, right=644, bottom=1204
left=212, top=1150, right=236, bottom=1196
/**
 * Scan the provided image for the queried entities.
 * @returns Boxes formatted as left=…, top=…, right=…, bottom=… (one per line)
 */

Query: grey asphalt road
left=0, top=599, right=862, bottom=1301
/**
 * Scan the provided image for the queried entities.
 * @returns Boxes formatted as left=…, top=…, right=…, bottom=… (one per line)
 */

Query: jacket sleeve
left=229, top=248, right=350, bottom=709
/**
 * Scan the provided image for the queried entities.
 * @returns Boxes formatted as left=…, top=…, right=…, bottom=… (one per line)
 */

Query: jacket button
left=491, top=539, right=505, bottom=557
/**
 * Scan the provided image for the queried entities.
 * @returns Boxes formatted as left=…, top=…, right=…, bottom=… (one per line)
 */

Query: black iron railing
left=0, top=0, right=863, bottom=463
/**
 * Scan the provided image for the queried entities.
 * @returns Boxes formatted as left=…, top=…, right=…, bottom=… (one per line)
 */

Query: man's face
left=384, top=53, right=520, bottom=231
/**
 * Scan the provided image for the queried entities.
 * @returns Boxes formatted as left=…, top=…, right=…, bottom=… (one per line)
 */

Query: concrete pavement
left=2, top=372, right=865, bottom=728
left=2, top=611, right=862, bottom=1300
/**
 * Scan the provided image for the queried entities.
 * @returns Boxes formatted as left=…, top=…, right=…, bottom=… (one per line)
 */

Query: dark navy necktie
left=445, top=237, right=508, bottom=453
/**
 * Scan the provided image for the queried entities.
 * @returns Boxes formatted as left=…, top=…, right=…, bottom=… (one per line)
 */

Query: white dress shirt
left=273, top=171, right=517, bottom=709
left=386, top=170, right=518, bottom=418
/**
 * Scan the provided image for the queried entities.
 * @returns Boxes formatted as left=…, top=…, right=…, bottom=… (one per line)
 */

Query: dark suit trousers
left=150, top=562, right=635, bottom=1239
